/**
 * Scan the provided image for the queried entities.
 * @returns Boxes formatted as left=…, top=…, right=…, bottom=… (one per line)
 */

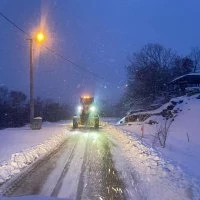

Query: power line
left=43, top=46, right=104, bottom=79
left=0, top=12, right=29, bottom=37
left=0, top=32, right=102, bottom=78
left=0, top=12, right=104, bottom=80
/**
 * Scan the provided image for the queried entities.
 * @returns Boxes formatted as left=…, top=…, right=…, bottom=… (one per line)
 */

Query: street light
left=28, top=31, right=45, bottom=127
left=36, top=32, right=45, bottom=43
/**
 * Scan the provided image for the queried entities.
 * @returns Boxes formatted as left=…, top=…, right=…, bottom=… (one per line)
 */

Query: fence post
left=141, top=124, right=144, bottom=137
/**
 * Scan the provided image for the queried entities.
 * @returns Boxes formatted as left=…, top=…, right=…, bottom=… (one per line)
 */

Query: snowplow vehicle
left=73, top=96, right=100, bottom=129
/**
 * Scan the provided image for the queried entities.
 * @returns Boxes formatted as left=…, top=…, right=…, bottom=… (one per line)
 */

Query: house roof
left=171, top=73, right=200, bottom=84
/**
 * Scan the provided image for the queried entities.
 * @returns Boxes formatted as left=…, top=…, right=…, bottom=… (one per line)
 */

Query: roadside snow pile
left=112, top=94, right=200, bottom=199
left=0, top=122, right=68, bottom=185
left=106, top=124, right=200, bottom=200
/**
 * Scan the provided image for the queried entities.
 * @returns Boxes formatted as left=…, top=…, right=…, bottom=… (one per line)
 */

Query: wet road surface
left=5, top=128, right=126, bottom=200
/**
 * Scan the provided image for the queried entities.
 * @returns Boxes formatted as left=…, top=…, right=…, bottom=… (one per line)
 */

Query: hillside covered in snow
left=117, top=94, right=200, bottom=183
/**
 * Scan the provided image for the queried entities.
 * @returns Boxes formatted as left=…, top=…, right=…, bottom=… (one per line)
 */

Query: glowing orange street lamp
left=36, top=32, right=45, bottom=43
left=28, top=32, right=45, bottom=128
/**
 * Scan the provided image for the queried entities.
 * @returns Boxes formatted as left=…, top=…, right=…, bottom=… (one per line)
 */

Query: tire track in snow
left=55, top=132, right=89, bottom=199
left=78, top=132, right=126, bottom=200
left=51, top=136, right=79, bottom=196
left=75, top=134, right=89, bottom=200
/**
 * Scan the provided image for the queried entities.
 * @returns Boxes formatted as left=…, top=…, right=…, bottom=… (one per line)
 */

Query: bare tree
left=190, top=47, right=200, bottom=72
left=133, top=43, right=177, bottom=69
left=126, top=44, right=177, bottom=109
left=153, top=119, right=172, bottom=148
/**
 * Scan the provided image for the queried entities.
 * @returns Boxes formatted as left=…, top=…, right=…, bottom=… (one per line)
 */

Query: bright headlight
left=77, top=105, right=82, bottom=112
left=90, top=106, right=96, bottom=112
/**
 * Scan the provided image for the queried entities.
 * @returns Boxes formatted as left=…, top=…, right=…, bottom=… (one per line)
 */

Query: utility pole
left=28, top=38, right=34, bottom=126
left=27, top=32, right=45, bottom=128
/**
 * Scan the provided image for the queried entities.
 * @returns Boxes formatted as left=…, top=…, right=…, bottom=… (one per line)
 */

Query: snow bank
left=111, top=94, right=200, bottom=199
left=0, top=122, right=68, bottom=185
left=117, top=95, right=200, bottom=178
left=105, top=123, right=200, bottom=200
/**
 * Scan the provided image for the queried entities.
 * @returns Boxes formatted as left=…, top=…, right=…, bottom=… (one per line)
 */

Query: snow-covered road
left=1, top=122, right=199, bottom=200
left=3, top=128, right=125, bottom=200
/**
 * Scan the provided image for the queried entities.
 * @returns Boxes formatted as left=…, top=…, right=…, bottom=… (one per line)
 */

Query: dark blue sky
left=1, top=0, right=200, bottom=105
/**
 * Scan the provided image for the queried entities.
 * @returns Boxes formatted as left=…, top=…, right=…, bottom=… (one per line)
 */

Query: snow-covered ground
left=113, top=94, right=200, bottom=198
left=0, top=122, right=69, bottom=185
left=0, top=107, right=199, bottom=200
